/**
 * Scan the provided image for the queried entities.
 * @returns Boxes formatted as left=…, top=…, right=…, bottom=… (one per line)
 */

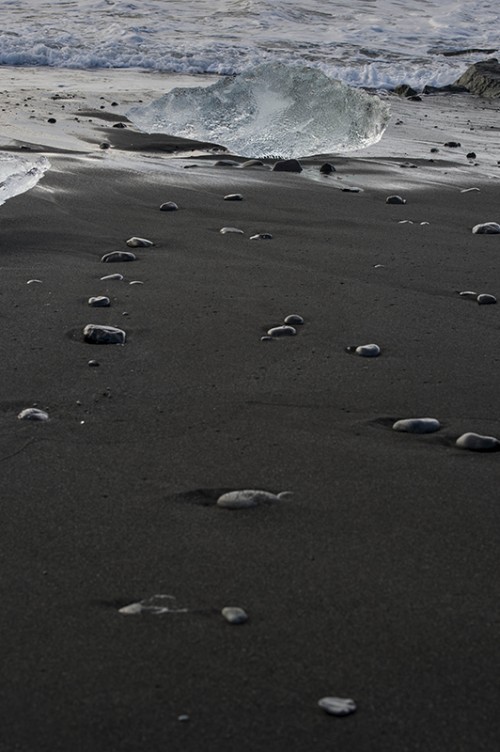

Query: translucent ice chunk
left=0, top=152, right=50, bottom=206
left=127, top=64, right=390, bottom=159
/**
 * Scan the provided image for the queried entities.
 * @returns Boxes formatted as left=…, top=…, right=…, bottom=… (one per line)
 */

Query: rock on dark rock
left=273, top=159, right=302, bottom=173
left=454, top=58, right=500, bottom=98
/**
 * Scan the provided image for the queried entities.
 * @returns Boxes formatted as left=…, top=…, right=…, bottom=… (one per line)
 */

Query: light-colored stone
left=126, top=237, right=154, bottom=247
left=83, top=324, right=126, bottom=345
left=456, top=432, right=500, bottom=451
left=216, top=489, right=292, bottom=509
left=221, top=607, right=248, bottom=624
left=220, top=226, right=244, bottom=235
left=318, top=697, right=357, bottom=716
left=267, top=325, right=297, bottom=337
left=88, top=295, right=110, bottom=307
left=392, top=418, right=441, bottom=434
left=472, top=222, right=500, bottom=234
left=101, top=251, right=137, bottom=262
left=18, top=407, right=49, bottom=421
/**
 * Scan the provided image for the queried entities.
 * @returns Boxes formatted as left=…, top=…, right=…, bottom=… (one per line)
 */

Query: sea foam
left=127, top=64, right=390, bottom=159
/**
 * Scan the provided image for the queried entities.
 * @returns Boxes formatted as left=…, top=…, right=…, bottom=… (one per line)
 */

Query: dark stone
left=466, top=152, right=477, bottom=159
left=320, top=162, right=336, bottom=174
left=100, top=142, right=110, bottom=149
left=430, top=147, right=439, bottom=153
left=214, top=159, right=239, bottom=167
left=386, top=195, right=407, bottom=205
left=112, top=122, right=127, bottom=128
left=393, top=84, right=418, bottom=98
left=454, top=58, right=500, bottom=98
left=160, top=201, right=179, bottom=211
left=101, top=251, right=137, bottom=263
left=47, top=118, right=56, bottom=124
left=423, top=84, right=468, bottom=94
left=444, top=141, right=461, bottom=147
left=273, top=159, right=302, bottom=173
left=223, top=193, right=243, bottom=201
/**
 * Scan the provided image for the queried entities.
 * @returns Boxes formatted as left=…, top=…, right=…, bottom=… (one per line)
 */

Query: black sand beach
left=1, top=72, right=500, bottom=751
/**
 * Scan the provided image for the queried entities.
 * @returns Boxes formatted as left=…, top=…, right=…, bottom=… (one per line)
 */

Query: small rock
left=392, top=418, right=441, bottom=434
left=126, top=237, right=153, bottom=248
left=100, top=273, right=124, bottom=281
left=444, top=141, right=461, bottom=147
left=241, top=159, right=266, bottom=168
left=220, top=227, right=244, bottom=235
left=459, top=290, right=478, bottom=299
left=88, top=295, right=110, bottom=307
left=27, top=279, right=43, bottom=284
left=99, top=142, right=110, bottom=150
left=160, top=201, right=178, bottom=211
left=18, top=407, right=49, bottom=421
left=460, top=187, right=480, bottom=193
left=456, top=432, right=500, bottom=451
left=221, top=607, right=248, bottom=624
left=320, top=162, right=336, bottom=174
left=273, top=159, right=302, bottom=173
left=284, top=314, right=304, bottom=325
left=386, top=195, right=407, bottom=204
left=260, top=335, right=273, bottom=341
left=101, top=251, right=137, bottom=263
left=467, top=152, right=477, bottom=159
left=318, top=697, right=357, bottom=717
left=430, top=147, right=439, bottom=153
left=215, top=159, right=239, bottom=167
left=249, top=233, right=273, bottom=240
left=224, top=193, right=243, bottom=201
left=477, top=293, right=497, bottom=305
left=83, top=324, right=126, bottom=345
left=217, top=489, right=292, bottom=509
left=129, top=280, right=144, bottom=285
left=341, top=186, right=362, bottom=192
left=267, top=325, right=297, bottom=337
left=112, top=122, right=127, bottom=128
left=346, top=343, right=381, bottom=357
left=472, top=222, right=500, bottom=234
left=88, top=360, right=100, bottom=367
left=177, top=715, right=190, bottom=722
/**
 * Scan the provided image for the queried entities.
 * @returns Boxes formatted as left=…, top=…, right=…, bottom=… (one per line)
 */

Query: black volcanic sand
left=1, top=130, right=500, bottom=752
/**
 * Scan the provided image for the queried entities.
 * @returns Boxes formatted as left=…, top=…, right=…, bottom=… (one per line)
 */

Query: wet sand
left=1, top=69, right=500, bottom=751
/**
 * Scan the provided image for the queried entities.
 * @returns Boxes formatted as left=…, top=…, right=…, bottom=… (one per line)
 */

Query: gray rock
left=267, top=325, right=297, bottom=337
left=393, top=84, right=418, bottom=98
left=223, top=193, right=243, bottom=201
left=88, top=296, right=110, bottom=307
left=472, top=222, right=500, bottom=234
left=160, top=201, right=179, bottom=211
left=83, top=324, right=126, bottom=345
left=318, top=697, right=357, bottom=716
left=454, top=58, right=500, bottom=98
left=221, top=607, right=248, bottom=624
left=456, top=432, right=500, bottom=451
left=273, top=159, right=302, bottom=173
left=18, top=407, right=49, bottom=421
left=477, top=293, right=497, bottom=304
left=126, top=237, right=153, bottom=247
left=101, top=251, right=137, bottom=263
left=386, top=195, right=407, bottom=204
left=284, top=314, right=304, bottom=325
left=392, top=418, right=441, bottom=433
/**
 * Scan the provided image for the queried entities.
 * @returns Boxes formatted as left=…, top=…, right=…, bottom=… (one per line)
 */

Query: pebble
left=341, top=186, right=362, bottom=192
left=392, top=417, right=441, bottom=434
left=119, top=594, right=187, bottom=615
left=250, top=233, right=273, bottom=240
left=129, top=280, right=144, bottom=285
left=346, top=343, right=381, bottom=357
left=273, top=159, right=302, bottom=173
left=88, top=295, right=110, bottom=307
left=216, top=489, right=292, bottom=509
left=126, top=237, right=153, bottom=247
left=215, top=159, right=239, bottom=167
left=320, top=162, right=336, bottom=174
left=458, top=290, right=478, bottom=299
left=260, top=335, right=273, bottom=341
left=460, top=187, right=480, bottom=193
left=267, top=325, right=297, bottom=337
left=27, top=279, right=43, bottom=284
left=83, top=324, right=126, bottom=345
left=386, top=195, right=407, bottom=204
left=101, top=251, right=137, bottom=263
left=100, top=273, right=124, bottom=281
left=444, top=141, right=461, bottom=147
left=160, top=201, right=178, bottom=211
left=177, top=715, right=190, bottom=722
left=88, top=360, right=100, bottom=367
left=477, top=293, right=497, bottom=305
left=284, top=314, right=304, bottom=325
left=221, top=607, right=249, bottom=624
left=472, top=222, right=500, bottom=234
left=18, top=407, right=49, bottom=421
left=220, top=227, right=244, bottom=235
left=318, top=697, right=357, bottom=717
left=224, top=193, right=243, bottom=201
left=456, top=432, right=500, bottom=451
left=467, top=152, right=477, bottom=159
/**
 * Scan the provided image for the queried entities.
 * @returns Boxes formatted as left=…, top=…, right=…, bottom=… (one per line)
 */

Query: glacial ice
left=0, top=152, right=49, bottom=206
left=127, top=64, right=390, bottom=159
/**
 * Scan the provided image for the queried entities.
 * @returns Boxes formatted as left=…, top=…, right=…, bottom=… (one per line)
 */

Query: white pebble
left=458, top=290, right=478, bottom=299
left=398, top=220, right=413, bottom=224
left=267, top=325, right=297, bottom=337
left=221, top=607, right=248, bottom=624
left=100, top=273, right=124, bottom=281
left=318, top=697, right=357, bottom=717
left=220, top=226, right=244, bottom=235
left=249, top=233, right=273, bottom=240
left=26, top=279, right=43, bottom=284
left=392, top=418, right=441, bottom=434
left=456, top=432, right=500, bottom=451
left=88, top=295, right=110, bottom=307
left=460, top=187, right=480, bottom=193
left=223, top=193, right=243, bottom=201
left=346, top=343, right=381, bottom=357
left=477, top=293, right=497, bottom=305
left=18, top=407, right=49, bottom=421
left=119, top=594, right=187, bottom=615
left=126, top=237, right=154, bottom=247
left=216, top=489, right=292, bottom=509
left=472, top=222, right=500, bottom=234
left=83, top=324, right=126, bottom=345
left=341, top=186, right=362, bottom=192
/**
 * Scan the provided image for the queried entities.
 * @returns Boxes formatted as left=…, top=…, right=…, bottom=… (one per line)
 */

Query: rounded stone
left=320, top=162, right=336, bottom=174
left=216, top=489, right=291, bottom=509
left=224, top=193, right=243, bottom=201
left=88, top=360, right=100, bottom=367
left=273, top=159, right=302, bottom=173
left=18, top=407, right=49, bottom=421
left=88, top=295, right=110, bottom=307
left=318, top=697, right=357, bottom=717
left=83, top=324, right=126, bottom=345
left=126, top=237, right=153, bottom=247
left=160, top=201, right=178, bottom=211
left=284, top=314, right=304, bottom=325
left=456, top=432, right=500, bottom=451
left=477, top=293, right=497, bottom=305
left=221, top=607, right=248, bottom=625
left=100, top=273, right=124, bottom=281
left=458, top=290, right=478, bottom=299
left=386, top=195, right=407, bottom=204
left=250, top=233, right=273, bottom=240
left=392, top=417, right=441, bottom=434
left=346, top=343, right=381, bottom=357
left=101, top=251, right=137, bottom=263
left=472, top=222, right=500, bottom=234
left=220, top=227, right=244, bottom=235
left=267, top=325, right=297, bottom=337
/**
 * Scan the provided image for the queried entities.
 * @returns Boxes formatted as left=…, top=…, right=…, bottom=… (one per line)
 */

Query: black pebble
left=320, top=162, right=336, bottom=174
left=466, top=152, right=477, bottom=159
left=273, top=159, right=302, bottom=173
left=47, top=118, right=56, bottom=124
left=100, top=142, right=110, bottom=149
left=444, top=141, right=461, bottom=147
left=113, top=122, right=127, bottom=128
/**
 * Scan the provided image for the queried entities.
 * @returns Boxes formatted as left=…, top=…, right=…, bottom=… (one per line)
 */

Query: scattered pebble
left=320, top=162, right=336, bottom=174
left=101, top=251, right=137, bottom=263
left=250, top=233, right=273, bottom=240
left=119, top=594, right=188, bottom=615
left=458, top=290, right=478, bottom=299
left=129, top=280, right=144, bottom=285
left=398, top=220, right=413, bottom=224
left=273, top=159, right=302, bottom=173
left=27, top=279, right=43, bottom=284
left=126, top=237, right=153, bottom=248
left=460, top=187, right=480, bottom=193
left=100, top=273, right=124, bottom=281
left=392, top=418, right=441, bottom=434
left=318, top=697, right=357, bottom=717
left=477, top=293, right=497, bottom=305
left=284, top=314, right=304, bottom=325
left=216, top=489, right=292, bottom=509
left=455, top=432, right=500, bottom=451
left=160, top=201, right=178, bottom=211
left=88, top=360, right=100, bottom=367
left=177, top=715, right=190, bottom=722
left=267, top=325, right=297, bottom=337
left=472, top=222, right=500, bottom=234
left=99, top=142, right=110, bottom=150
left=88, top=295, right=110, bottom=307
left=386, top=195, right=407, bottom=204
left=341, top=186, right=362, bottom=193
left=220, top=227, right=244, bottom=235
left=466, top=152, right=477, bottom=159
left=221, top=607, right=249, bottom=624
left=18, top=407, right=49, bottom=421
left=83, top=324, right=126, bottom=345
left=444, top=141, right=461, bottom=147
left=346, top=343, right=381, bottom=357
left=224, top=193, right=243, bottom=201
left=47, top=117, right=56, bottom=124
left=260, top=335, right=273, bottom=341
